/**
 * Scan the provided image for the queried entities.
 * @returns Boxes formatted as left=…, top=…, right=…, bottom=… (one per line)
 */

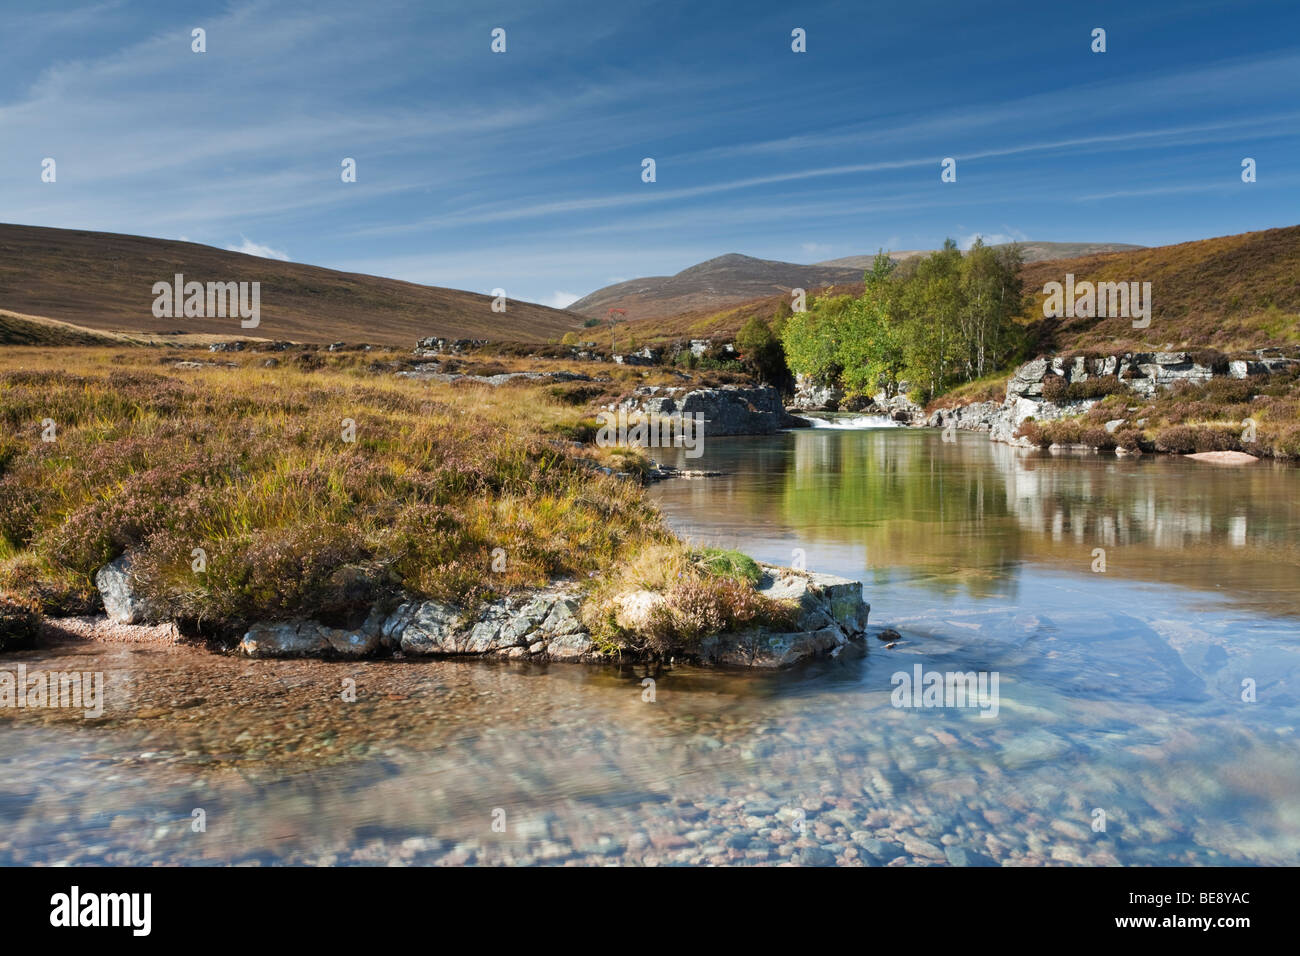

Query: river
left=2, top=428, right=1297, bottom=865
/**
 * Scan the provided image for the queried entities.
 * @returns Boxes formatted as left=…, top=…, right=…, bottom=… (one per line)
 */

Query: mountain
left=567, top=253, right=865, bottom=321
left=572, top=243, right=1146, bottom=323
left=622, top=227, right=1298, bottom=351
left=0, top=223, right=586, bottom=346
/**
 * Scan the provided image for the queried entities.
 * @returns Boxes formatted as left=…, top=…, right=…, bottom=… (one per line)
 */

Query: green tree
left=836, top=290, right=906, bottom=398
left=903, top=239, right=963, bottom=400
left=735, top=315, right=792, bottom=389
left=779, top=302, right=842, bottom=384
left=777, top=240, right=1025, bottom=404
left=958, top=238, right=1024, bottom=379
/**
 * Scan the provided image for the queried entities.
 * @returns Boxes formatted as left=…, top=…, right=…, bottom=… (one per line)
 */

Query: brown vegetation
left=0, top=223, right=586, bottom=346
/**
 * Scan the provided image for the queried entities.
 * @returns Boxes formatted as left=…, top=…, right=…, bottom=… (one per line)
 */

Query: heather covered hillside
left=1020, top=225, right=1300, bottom=353
left=0, top=223, right=587, bottom=346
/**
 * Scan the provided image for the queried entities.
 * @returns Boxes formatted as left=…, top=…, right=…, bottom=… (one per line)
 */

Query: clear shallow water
left=2, top=430, right=1298, bottom=866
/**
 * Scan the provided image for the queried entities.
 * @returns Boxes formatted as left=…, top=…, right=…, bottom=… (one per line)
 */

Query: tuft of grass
left=693, top=547, right=762, bottom=585
left=578, top=542, right=795, bottom=658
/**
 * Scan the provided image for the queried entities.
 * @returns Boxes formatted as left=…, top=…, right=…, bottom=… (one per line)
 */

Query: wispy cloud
left=0, top=0, right=1296, bottom=303
left=227, top=237, right=291, bottom=261
left=545, top=291, right=581, bottom=309
left=958, top=230, right=1027, bottom=250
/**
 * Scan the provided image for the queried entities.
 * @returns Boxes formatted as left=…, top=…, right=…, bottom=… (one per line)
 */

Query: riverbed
left=2, top=429, right=1297, bottom=865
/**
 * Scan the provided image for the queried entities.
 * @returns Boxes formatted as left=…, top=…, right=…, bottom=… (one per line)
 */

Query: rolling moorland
left=0, top=223, right=587, bottom=346
left=0, top=343, right=797, bottom=650
left=1, top=222, right=1297, bottom=643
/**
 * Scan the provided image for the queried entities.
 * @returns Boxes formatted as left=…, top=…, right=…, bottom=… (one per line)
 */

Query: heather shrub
left=1114, top=428, right=1143, bottom=451
left=0, top=553, right=98, bottom=616
left=1153, top=425, right=1241, bottom=453
left=1080, top=426, right=1117, bottom=450
left=580, top=542, right=796, bottom=657
left=1204, top=377, right=1254, bottom=404
left=647, top=575, right=796, bottom=650
left=1040, top=375, right=1067, bottom=403
left=1267, top=421, right=1300, bottom=458
left=1014, top=419, right=1046, bottom=447
left=1066, top=375, right=1128, bottom=400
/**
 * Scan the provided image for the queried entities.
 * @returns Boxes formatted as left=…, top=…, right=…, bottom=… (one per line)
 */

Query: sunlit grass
left=0, top=346, right=677, bottom=635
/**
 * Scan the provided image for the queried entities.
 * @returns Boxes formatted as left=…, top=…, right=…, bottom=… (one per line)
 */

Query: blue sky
left=2, top=0, right=1298, bottom=307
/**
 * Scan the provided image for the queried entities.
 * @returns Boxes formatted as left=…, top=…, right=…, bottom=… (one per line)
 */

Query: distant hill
left=0, top=310, right=125, bottom=347
left=1021, top=226, right=1300, bottom=353
left=574, top=243, right=1145, bottom=323
left=622, top=285, right=863, bottom=344
left=624, top=227, right=1299, bottom=352
left=567, top=254, right=864, bottom=321
left=0, top=223, right=586, bottom=346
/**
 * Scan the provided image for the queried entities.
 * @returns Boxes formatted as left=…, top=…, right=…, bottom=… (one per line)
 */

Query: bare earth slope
left=0, top=223, right=586, bottom=346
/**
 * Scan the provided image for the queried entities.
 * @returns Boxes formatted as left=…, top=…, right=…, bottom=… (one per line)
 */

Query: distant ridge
left=572, top=242, right=1146, bottom=322
left=567, top=254, right=864, bottom=321
left=0, top=223, right=587, bottom=346
left=621, top=226, right=1299, bottom=353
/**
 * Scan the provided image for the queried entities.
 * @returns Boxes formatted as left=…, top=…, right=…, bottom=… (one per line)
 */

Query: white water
left=803, top=414, right=902, bottom=429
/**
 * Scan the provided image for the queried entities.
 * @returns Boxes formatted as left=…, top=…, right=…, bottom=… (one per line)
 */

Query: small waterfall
left=803, top=414, right=902, bottom=429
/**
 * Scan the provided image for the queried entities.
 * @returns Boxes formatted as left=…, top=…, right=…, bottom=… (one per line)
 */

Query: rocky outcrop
left=614, top=347, right=662, bottom=366
left=92, top=550, right=870, bottom=670
left=701, top=568, right=868, bottom=667
left=241, top=607, right=388, bottom=659
left=603, top=566, right=871, bottom=668
left=931, top=349, right=1300, bottom=449
left=790, top=374, right=844, bottom=411
left=232, top=567, right=870, bottom=669
left=94, top=555, right=163, bottom=625
left=1008, top=349, right=1298, bottom=401
left=382, top=587, right=595, bottom=661
left=871, top=391, right=926, bottom=425
left=413, top=337, right=489, bottom=355
left=789, top=376, right=926, bottom=423
left=615, top=384, right=809, bottom=436
left=236, top=587, right=597, bottom=662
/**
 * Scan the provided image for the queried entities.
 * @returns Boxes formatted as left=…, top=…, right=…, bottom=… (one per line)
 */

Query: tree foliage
left=780, top=242, right=1025, bottom=401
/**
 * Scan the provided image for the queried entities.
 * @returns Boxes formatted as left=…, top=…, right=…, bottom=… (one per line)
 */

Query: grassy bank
left=0, top=346, right=788, bottom=648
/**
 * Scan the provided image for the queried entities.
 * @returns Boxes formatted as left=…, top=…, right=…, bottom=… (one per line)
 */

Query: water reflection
left=2, top=430, right=1298, bottom=866
left=652, top=430, right=1300, bottom=616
